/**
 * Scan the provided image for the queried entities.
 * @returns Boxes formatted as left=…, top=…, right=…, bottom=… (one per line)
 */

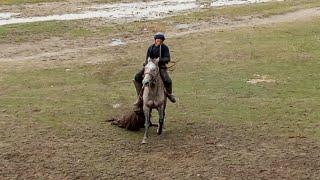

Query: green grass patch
left=169, top=18, right=320, bottom=138
left=0, top=19, right=169, bottom=43
left=217, top=0, right=320, bottom=17
left=1, top=14, right=320, bottom=140
left=170, top=0, right=320, bottom=23
left=0, top=21, right=106, bottom=43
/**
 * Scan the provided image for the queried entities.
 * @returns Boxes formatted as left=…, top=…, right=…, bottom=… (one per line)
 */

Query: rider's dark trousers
left=134, top=68, right=173, bottom=94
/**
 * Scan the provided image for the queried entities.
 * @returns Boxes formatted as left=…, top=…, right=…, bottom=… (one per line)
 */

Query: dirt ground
left=1, top=117, right=319, bottom=179
left=1, top=1, right=320, bottom=179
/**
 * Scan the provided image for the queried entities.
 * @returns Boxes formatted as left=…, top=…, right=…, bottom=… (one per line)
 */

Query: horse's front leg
left=142, top=106, right=151, bottom=144
left=157, top=105, right=165, bottom=135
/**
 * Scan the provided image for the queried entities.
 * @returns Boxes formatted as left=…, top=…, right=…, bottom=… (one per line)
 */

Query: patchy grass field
left=1, top=1, right=320, bottom=179
left=0, top=0, right=127, bottom=5
left=170, top=0, right=320, bottom=22
left=1, top=0, right=320, bottom=43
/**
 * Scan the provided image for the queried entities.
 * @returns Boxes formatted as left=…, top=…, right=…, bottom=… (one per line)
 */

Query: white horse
left=141, top=57, right=167, bottom=144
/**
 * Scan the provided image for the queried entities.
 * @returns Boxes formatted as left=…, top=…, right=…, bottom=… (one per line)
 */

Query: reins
left=139, top=62, right=160, bottom=100
left=143, top=64, right=160, bottom=84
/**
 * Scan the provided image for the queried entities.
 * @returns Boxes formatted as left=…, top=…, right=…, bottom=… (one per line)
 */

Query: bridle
left=143, top=61, right=160, bottom=86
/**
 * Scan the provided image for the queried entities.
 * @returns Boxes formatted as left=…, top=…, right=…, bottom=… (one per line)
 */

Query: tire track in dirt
left=171, top=7, right=320, bottom=37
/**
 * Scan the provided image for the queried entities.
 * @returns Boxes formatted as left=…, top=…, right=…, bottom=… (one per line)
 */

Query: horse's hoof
left=141, top=139, right=147, bottom=144
left=157, top=124, right=163, bottom=135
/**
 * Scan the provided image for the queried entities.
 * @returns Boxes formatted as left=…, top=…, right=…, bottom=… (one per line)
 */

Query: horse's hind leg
left=157, top=106, right=165, bottom=135
left=142, top=107, right=150, bottom=144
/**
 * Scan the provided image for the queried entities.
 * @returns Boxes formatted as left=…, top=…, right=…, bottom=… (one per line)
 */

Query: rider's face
left=154, top=39, right=163, bottom=46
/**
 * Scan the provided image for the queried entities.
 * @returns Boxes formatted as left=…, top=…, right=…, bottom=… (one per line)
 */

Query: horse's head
left=142, top=57, right=159, bottom=86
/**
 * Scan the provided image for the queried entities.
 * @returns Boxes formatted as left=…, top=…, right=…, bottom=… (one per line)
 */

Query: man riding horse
left=133, top=32, right=176, bottom=110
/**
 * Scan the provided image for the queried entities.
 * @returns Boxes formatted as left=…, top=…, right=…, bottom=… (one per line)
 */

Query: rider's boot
left=133, top=79, right=143, bottom=111
left=166, top=84, right=176, bottom=103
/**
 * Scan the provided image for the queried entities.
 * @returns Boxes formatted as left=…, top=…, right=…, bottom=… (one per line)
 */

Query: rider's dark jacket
left=144, top=44, right=170, bottom=69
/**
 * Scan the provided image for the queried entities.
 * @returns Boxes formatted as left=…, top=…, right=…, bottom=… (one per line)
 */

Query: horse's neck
left=145, top=74, right=165, bottom=98
left=155, top=74, right=165, bottom=94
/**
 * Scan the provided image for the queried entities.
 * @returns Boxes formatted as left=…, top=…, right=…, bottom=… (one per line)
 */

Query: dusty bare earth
left=1, top=1, right=320, bottom=179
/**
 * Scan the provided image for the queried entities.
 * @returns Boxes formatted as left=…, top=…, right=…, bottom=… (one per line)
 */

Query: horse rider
left=133, top=32, right=176, bottom=110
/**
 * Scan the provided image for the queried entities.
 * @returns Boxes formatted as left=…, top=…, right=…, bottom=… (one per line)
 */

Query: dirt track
left=1, top=7, right=320, bottom=64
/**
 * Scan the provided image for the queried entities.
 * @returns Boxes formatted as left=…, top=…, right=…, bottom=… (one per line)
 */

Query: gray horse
left=141, top=57, right=167, bottom=144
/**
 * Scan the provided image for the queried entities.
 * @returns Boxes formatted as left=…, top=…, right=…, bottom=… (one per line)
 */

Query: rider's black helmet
left=154, top=32, right=165, bottom=41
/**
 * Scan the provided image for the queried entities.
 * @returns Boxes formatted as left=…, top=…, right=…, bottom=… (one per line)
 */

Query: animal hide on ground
left=107, top=110, right=145, bottom=131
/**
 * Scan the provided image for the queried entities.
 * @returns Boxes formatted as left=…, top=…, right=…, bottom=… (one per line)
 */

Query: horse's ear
left=156, top=57, right=160, bottom=63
